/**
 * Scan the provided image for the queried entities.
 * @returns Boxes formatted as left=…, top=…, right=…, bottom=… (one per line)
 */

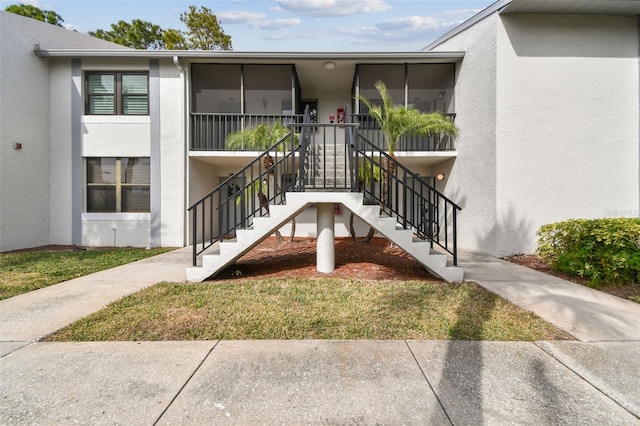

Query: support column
left=316, top=203, right=335, bottom=273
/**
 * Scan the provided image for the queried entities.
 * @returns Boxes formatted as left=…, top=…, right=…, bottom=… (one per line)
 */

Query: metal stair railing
left=296, top=122, right=359, bottom=192
left=188, top=104, right=461, bottom=267
left=188, top=121, right=307, bottom=266
left=346, top=122, right=462, bottom=265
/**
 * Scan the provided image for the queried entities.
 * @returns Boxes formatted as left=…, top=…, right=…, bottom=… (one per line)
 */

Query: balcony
left=351, top=114, right=457, bottom=152
left=190, top=113, right=456, bottom=152
left=191, top=113, right=303, bottom=151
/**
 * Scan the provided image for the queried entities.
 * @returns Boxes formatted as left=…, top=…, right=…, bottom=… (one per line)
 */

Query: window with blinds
left=87, top=157, right=150, bottom=212
left=86, top=72, right=149, bottom=115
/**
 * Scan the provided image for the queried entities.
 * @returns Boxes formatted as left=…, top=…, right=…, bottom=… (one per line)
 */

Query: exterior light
left=436, top=173, right=445, bottom=181
left=324, top=61, right=336, bottom=70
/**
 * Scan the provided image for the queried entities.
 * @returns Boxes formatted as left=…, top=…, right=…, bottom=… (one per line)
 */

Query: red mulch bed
left=215, top=237, right=444, bottom=282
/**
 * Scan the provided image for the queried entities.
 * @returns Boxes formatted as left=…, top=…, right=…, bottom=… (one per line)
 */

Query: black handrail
left=187, top=125, right=302, bottom=266
left=349, top=133, right=461, bottom=264
left=191, top=113, right=304, bottom=151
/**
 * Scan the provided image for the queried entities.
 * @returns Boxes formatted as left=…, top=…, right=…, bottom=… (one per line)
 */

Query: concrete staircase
left=186, top=192, right=464, bottom=283
left=305, top=141, right=351, bottom=189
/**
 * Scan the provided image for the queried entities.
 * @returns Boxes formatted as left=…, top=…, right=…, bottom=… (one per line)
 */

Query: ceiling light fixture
left=324, top=61, right=336, bottom=70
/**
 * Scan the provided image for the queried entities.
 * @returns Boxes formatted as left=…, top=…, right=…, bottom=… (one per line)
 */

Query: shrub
left=536, top=218, right=640, bottom=286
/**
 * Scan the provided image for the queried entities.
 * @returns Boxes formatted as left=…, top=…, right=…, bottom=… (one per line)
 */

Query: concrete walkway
left=1, top=247, right=639, bottom=424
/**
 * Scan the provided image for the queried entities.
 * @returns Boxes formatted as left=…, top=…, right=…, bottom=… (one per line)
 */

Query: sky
left=1, top=0, right=498, bottom=51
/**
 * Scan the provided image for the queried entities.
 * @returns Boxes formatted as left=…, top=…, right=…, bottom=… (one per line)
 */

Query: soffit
left=500, top=0, right=640, bottom=15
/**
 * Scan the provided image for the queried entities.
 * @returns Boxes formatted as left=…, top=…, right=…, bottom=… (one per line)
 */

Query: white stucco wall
left=495, top=14, right=640, bottom=255
left=49, top=60, right=74, bottom=245
left=81, top=213, right=151, bottom=247
left=0, top=12, right=129, bottom=251
left=427, top=13, right=500, bottom=255
left=82, top=119, right=151, bottom=156
left=159, top=59, right=187, bottom=247
left=0, top=14, right=51, bottom=251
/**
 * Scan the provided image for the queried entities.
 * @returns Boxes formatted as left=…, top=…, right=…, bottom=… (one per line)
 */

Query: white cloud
left=20, top=0, right=43, bottom=6
left=218, top=10, right=267, bottom=25
left=440, top=8, right=484, bottom=18
left=376, top=16, right=443, bottom=31
left=322, top=13, right=467, bottom=47
left=254, top=18, right=301, bottom=30
left=219, top=9, right=301, bottom=31
left=264, top=32, right=300, bottom=41
left=277, top=0, right=391, bottom=17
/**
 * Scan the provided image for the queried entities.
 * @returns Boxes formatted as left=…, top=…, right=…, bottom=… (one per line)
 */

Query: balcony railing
left=191, top=113, right=303, bottom=151
left=351, top=113, right=457, bottom=151
left=190, top=113, right=457, bottom=152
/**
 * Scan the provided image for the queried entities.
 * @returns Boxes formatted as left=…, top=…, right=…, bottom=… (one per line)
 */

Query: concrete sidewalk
left=459, top=249, right=640, bottom=342
left=0, top=247, right=190, bottom=342
left=1, top=340, right=639, bottom=424
left=1, top=247, right=639, bottom=424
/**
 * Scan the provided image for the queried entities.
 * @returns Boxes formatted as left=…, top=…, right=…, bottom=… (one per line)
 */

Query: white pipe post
left=316, top=203, right=335, bottom=273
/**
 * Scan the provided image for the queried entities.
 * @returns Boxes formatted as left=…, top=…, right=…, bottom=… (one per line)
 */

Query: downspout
left=173, top=55, right=189, bottom=247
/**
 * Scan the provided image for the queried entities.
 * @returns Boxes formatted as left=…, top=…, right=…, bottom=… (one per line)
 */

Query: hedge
left=536, top=218, right=640, bottom=286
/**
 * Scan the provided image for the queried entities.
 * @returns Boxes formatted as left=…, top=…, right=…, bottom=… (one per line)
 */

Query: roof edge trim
left=34, top=48, right=465, bottom=61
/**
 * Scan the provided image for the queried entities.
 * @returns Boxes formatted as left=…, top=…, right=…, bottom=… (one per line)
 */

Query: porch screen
left=407, top=64, right=455, bottom=113
left=191, top=64, right=241, bottom=113
left=244, top=65, right=293, bottom=115
left=357, top=64, right=404, bottom=113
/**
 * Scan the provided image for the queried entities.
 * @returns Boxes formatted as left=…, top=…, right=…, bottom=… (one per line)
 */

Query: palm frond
left=225, top=121, right=297, bottom=151
left=358, top=81, right=459, bottom=156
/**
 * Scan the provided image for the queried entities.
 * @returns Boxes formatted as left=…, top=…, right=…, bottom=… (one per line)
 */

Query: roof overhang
left=500, top=0, right=640, bottom=15
left=34, top=48, right=464, bottom=63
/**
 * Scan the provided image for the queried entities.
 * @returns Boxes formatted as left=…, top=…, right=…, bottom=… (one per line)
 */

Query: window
left=86, top=158, right=150, bottom=212
left=86, top=72, right=149, bottom=115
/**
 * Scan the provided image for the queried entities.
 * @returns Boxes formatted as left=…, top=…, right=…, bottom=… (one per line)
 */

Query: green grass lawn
left=47, top=278, right=573, bottom=341
left=0, top=247, right=173, bottom=300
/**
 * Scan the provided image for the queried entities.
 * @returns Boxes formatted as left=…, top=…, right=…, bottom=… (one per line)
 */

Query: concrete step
left=187, top=191, right=464, bottom=283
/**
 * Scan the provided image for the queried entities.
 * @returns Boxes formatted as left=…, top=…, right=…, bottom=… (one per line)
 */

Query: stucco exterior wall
left=0, top=14, right=51, bottom=251
left=426, top=13, right=500, bottom=255
left=0, top=12, right=128, bottom=251
left=49, top=60, right=74, bottom=245
left=159, top=59, right=187, bottom=247
left=81, top=119, right=151, bottom=157
left=495, top=14, right=640, bottom=255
